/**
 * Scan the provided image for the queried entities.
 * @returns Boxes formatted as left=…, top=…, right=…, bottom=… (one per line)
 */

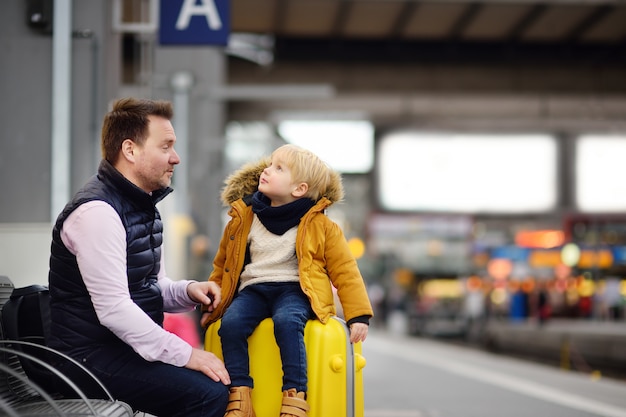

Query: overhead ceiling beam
left=331, top=0, right=353, bottom=37
left=390, top=1, right=420, bottom=38
left=272, top=36, right=626, bottom=63
left=273, top=0, right=287, bottom=34
left=210, top=84, right=336, bottom=100
left=565, top=4, right=615, bottom=42
left=227, top=92, right=626, bottom=130
left=448, top=2, right=484, bottom=39
left=506, top=4, right=548, bottom=40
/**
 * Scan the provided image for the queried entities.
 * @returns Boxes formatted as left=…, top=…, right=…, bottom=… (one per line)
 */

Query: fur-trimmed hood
left=220, top=157, right=345, bottom=206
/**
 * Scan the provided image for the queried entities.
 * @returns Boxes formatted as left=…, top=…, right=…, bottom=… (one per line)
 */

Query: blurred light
left=561, top=243, right=581, bottom=267
left=578, top=279, right=595, bottom=297
left=277, top=119, right=374, bottom=173
left=487, top=258, right=512, bottom=280
left=377, top=132, right=557, bottom=213
left=347, top=237, right=365, bottom=259
left=419, top=279, right=464, bottom=298
left=515, top=230, right=564, bottom=248
left=576, top=135, right=626, bottom=212
left=528, top=250, right=562, bottom=267
left=578, top=250, right=613, bottom=269
left=490, top=288, right=507, bottom=305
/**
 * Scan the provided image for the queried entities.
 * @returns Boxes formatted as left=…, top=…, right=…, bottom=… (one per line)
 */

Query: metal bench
left=0, top=275, right=134, bottom=416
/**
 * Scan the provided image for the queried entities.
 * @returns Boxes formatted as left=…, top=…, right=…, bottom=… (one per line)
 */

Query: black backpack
left=1, top=284, right=54, bottom=391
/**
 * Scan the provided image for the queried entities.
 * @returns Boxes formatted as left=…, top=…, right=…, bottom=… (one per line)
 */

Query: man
left=48, top=97, right=230, bottom=417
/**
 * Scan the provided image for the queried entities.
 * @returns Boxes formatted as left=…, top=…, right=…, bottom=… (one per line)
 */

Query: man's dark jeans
left=57, top=341, right=229, bottom=417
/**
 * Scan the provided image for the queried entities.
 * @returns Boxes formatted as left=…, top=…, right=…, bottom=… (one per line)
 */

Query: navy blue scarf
left=251, top=191, right=315, bottom=235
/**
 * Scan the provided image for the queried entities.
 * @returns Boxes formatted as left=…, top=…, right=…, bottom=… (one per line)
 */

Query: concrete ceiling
left=231, top=0, right=626, bottom=44
left=224, top=0, right=626, bottom=128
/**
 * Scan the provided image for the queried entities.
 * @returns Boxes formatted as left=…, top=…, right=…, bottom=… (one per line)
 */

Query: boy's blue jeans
left=219, top=282, right=315, bottom=392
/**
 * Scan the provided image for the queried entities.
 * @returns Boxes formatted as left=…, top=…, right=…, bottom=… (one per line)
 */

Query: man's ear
left=121, top=139, right=135, bottom=162
left=292, top=182, right=309, bottom=198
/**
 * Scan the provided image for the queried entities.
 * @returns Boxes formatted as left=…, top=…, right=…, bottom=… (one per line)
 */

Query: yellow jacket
left=202, top=158, right=373, bottom=327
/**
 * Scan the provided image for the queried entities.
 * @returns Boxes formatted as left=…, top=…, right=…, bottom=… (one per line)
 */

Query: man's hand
left=186, top=348, right=231, bottom=384
left=187, top=281, right=221, bottom=312
left=349, top=322, right=368, bottom=344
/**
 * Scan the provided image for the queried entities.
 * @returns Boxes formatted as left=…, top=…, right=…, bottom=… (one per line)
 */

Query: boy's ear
left=292, top=182, right=309, bottom=198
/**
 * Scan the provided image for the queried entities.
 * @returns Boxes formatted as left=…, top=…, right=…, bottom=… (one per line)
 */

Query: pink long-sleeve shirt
left=60, top=200, right=194, bottom=367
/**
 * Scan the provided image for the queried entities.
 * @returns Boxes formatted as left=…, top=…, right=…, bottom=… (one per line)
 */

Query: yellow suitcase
left=205, top=317, right=366, bottom=417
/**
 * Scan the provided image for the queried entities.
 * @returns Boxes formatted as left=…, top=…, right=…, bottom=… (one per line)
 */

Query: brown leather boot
left=279, top=388, right=309, bottom=417
left=224, top=386, right=255, bottom=417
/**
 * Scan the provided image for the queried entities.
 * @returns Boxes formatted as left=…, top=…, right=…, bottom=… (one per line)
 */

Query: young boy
left=202, top=144, right=373, bottom=417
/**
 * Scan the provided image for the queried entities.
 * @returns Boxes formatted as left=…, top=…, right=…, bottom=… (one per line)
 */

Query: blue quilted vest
left=48, top=160, right=172, bottom=358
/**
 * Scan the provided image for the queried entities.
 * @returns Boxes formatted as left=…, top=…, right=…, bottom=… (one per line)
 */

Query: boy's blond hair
left=273, top=144, right=344, bottom=202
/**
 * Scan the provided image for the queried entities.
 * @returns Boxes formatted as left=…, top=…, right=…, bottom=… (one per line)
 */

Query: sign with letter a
left=160, top=0, right=230, bottom=45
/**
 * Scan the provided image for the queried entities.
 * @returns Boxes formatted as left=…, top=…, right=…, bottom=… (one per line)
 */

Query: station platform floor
left=384, top=310, right=626, bottom=378
left=481, top=318, right=626, bottom=378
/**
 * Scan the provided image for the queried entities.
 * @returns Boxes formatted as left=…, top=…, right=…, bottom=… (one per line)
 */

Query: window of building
left=113, top=0, right=157, bottom=85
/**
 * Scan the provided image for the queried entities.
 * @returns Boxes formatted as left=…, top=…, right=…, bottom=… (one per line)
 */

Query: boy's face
left=258, top=150, right=303, bottom=207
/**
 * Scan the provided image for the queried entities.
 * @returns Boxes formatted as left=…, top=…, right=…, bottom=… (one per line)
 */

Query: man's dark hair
left=101, top=97, right=174, bottom=164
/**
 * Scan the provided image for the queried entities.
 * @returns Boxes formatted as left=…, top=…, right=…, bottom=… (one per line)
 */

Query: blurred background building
left=2, top=0, right=626, bottom=331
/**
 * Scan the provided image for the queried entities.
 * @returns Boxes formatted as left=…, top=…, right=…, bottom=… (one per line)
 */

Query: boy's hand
left=187, top=281, right=221, bottom=312
left=349, top=322, right=368, bottom=344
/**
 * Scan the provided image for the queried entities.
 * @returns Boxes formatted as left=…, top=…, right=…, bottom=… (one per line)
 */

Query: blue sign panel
left=490, top=245, right=530, bottom=262
left=160, top=0, right=230, bottom=46
left=611, top=246, right=626, bottom=264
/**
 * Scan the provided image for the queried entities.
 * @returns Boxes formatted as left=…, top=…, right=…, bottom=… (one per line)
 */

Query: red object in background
left=578, top=296, right=593, bottom=318
left=164, top=312, right=201, bottom=347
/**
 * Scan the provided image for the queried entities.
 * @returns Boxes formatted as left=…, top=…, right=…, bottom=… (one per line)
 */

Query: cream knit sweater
left=239, top=215, right=300, bottom=291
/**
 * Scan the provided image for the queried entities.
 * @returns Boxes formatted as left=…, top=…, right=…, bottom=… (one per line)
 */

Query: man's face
left=132, top=115, right=180, bottom=193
